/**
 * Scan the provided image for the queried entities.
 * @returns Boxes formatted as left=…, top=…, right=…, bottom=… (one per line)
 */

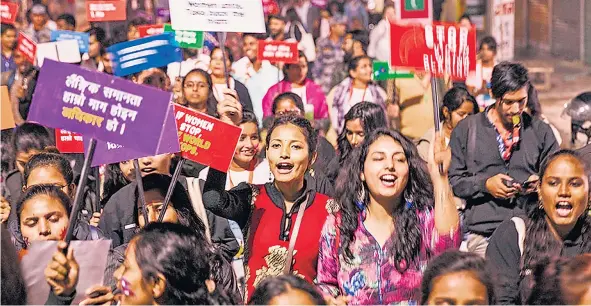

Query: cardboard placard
left=36, top=40, right=81, bottom=66
left=169, top=0, right=266, bottom=33
left=390, top=22, right=477, bottom=80
left=55, top=129, right=84, bottom=153
left=137, top=24, right=165, bottom=38
left=50, top=30, right=90, bottom=54
left=107, top=33, right=182, bottom=77
left=0, top=2, right=18, bottom=25
left=173, top=104, right=241, bottom=172
left=88, top=104, right=180, bottom=167
left=258, top=40, right=299, bottom=64
left=86, top=0, right=127, bottom=22
left=28, top=60, right=174, bottom=154
left=1, top=86, right=16, bottom=130
left=17, top=33, right=36, bottom=65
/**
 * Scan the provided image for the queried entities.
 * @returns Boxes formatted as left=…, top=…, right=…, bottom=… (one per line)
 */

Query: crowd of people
left=2, top=0, right=591, bottom=305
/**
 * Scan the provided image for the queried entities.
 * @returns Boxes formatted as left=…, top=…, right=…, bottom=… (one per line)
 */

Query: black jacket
left=486, top=217, right=588, bottom=304
left=449, top=111, right=558, bottom=236
left=97, top=176, right=239, bottom=260
left=234, top=79, right=254, bottom=113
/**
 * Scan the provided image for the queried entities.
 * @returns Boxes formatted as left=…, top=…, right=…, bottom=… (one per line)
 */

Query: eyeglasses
left=183, top=81, right=209, bottom=89
left=22, top=183, right=68, bottom=192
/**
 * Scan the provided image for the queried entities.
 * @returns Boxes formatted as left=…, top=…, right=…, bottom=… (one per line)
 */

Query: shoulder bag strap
left=467, top=116, right=478, bottom=175
left=283, top=193, right=310, bottom=275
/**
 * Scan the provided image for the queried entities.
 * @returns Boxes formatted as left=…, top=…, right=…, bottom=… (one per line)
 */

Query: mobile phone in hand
left=502, top=178, right=515, bottom=188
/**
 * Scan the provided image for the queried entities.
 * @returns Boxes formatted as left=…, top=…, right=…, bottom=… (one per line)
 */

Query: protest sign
left=28, top=60, right=174, bottom=154
left=0, top=2, right=18, bottom=25
left=86, top=0, right=127, bottom=22
left=17, top=33, right=36, bottom=65
left=174, top=104, right=241, bottom=172
left=390, top=22, right=477, bottom=80
left=137, top=24, right=165, bottom=38
left=373, top=61, right=414, bottom=80
left=36, top=40, right=81, bottom=66
left=56, top=129, right=84, bottom=153
left=169, top=0, right=266, bottom=33
left=396, top=0, right=433, bottom=23
left=50, top=30, right=90, bottom=54
left=164, top=24, right=204, bottom=49
left=20, top=240, right=111, bottom=305
left=108, top=33, right=182, bottom=77
left=157, top=7, right=170, bottom=19
left=258, top=40, right=299, bottom=64
left=88, top=104, right=180, bottom=167
left=492, top=0, right=515, bottom=61
left=1, top=86, right=15, bottom=130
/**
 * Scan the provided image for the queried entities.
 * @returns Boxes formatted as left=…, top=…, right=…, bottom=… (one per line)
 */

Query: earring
left=356, top=185, right=366, bottom=208
left=538, top=203, right=543, bottom=210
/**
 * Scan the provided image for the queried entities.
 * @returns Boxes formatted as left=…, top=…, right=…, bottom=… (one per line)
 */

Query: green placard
left=164, top=24, right=204, bottom=49
left=405, top=0, right=425, bottom=11
left=373, top=61, right=414, bottom=80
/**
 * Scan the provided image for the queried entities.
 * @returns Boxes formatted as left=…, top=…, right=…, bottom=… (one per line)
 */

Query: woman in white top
left=209, top=46, right=254, bottom=114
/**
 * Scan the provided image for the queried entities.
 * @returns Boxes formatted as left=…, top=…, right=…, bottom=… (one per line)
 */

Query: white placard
left=36, top=39, right=81, bottom=66
left=492, top=0, right=515, bottom=61
left=169, top=0, right=266, bottom=33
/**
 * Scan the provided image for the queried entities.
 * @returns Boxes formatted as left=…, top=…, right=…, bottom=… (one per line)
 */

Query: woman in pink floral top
left=315, top=129, right=461, bottom=305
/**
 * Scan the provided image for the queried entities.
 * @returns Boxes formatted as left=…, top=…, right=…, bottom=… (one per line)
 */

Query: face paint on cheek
left=120, top=278, right=136, bottom=297
left=59, top=227, right=67, bottom=240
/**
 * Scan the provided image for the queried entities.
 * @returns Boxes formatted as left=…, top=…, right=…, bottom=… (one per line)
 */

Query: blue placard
left=50, top=30, right=90, bottom=54
left=107, top=33, right=182, bottom=77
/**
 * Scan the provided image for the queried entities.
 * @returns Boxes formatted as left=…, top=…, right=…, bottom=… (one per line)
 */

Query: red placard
left=390, top=22, right=477, bottom=80
left=86, top=0, right=127, bottom=22
left=55, top=129, right=84, bottom=153
left=397, top=0, right=433, bottom=21
left=173, top=104, right=241, bottom=172
left=0, top=2, right=18, bottom=25
left=17, top=33, right=36, bottom=65
left=258, top=40, right=299, bottom=64
left=137, top=24, right=164, bottom=38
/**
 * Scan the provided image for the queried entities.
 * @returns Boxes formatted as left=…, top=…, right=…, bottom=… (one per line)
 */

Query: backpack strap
left=467, top=116, right=478, bottom=175
left=511, top=217, right=526, bottom=256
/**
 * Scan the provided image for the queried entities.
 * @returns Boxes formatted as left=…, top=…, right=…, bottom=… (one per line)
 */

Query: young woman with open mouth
left=486, top=149, right=591, bottom=304
left=203, top=113, right=336, bottom=300
left=315, top=129, right=460, bottom=304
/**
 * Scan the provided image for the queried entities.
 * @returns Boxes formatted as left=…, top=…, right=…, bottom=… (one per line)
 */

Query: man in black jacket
left=449, top=62, right=558, bottom=256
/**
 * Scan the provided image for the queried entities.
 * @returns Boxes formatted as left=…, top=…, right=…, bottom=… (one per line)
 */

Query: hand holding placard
left=217, top=88, right=243, bottom=126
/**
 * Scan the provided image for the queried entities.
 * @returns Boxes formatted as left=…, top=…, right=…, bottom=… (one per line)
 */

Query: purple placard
left=28, top=60, right=173, bottom=155
left=156, top=8, right=170, bottom=18
left=87, top=104, right=180, bottom=166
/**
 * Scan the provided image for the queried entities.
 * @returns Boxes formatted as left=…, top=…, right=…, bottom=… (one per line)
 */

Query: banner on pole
left=164, top=24, right=204, bottom=49
left=258, top=40, right=299, bottom=64
left=17, top=33, right=36, bottom=65
left=373, top=62, right=414, bottom=80
left=50, top=30, right=90, bottom=54
left=56, top=129, right=85, bottom=153
left=137, top=24, right=165, bottom=38
left=36, top=40, right=81, bottom=66
left=86, top=0, right=127, bottom=22
left=28, top=60, right=174, bottom=154
left=169, top=0, right=266, bottom=33
left=390, top=22, right=477, bottom=80
left=0, top=2, right=18, bottom=25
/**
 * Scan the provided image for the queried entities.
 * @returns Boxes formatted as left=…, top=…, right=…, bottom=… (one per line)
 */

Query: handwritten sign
left=107, top=33, right=182, bottom=77
left=0, top=2, right=18, bottom=25
left=55, top=129, right=84, bottom=153
left=50, top=30, right=90, bottom=54
left=390, top=22, right=476, bottom=80
left=28, top=60, right=174, bottom=154
left=174, top=104, right=241, bottom=172
left=137, top=24, right=165, bottom=38
left=258, top=40, right=298, bottom=64
left=20, top=240, right=111, bottom=305
left=86, top=0, right=127, bottom=22
left=17, top=33, right=36, bottom=65
left=164, top=24, right=204, bottom=49
left=169, top=0, right=266, bottom=33
left=36, top=40, right=81, bottom=66
left=1, top=86, right=15, bottom=130
left=88, top=104, right=180, bottom=167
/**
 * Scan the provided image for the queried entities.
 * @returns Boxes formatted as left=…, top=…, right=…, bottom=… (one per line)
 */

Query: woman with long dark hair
left=327, top=56, right=386, bottom=140
left=209, top=46, right=254, bottom=113
left=316, top=129, right=460, bottom=304
left=486, top=149, right=591, bottom=304
left=203, top=114, right=336, bottom=300
left=421, top=250, right=496, bottom=305
left=181, top=68, right=218, bottom=116
left=101, top=161, right=134, bottom=207
left=249, top=275, right=326, bottom=305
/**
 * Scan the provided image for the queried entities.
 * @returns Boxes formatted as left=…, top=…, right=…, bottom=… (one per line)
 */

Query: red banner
left=0, top=2, right=18, bottom=25
left=173, top=104, right=241, bottom=172
left=258, top=40, right=299, bottom=64
left=86, top=0, right=127, bottom=22
left=390, top=22, right=477, bottom=80
left=17, top=33, right=36, bottom=65
left=137, top=24, right=164, bottom=38
left=55, top=129, right=84, bottom=153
